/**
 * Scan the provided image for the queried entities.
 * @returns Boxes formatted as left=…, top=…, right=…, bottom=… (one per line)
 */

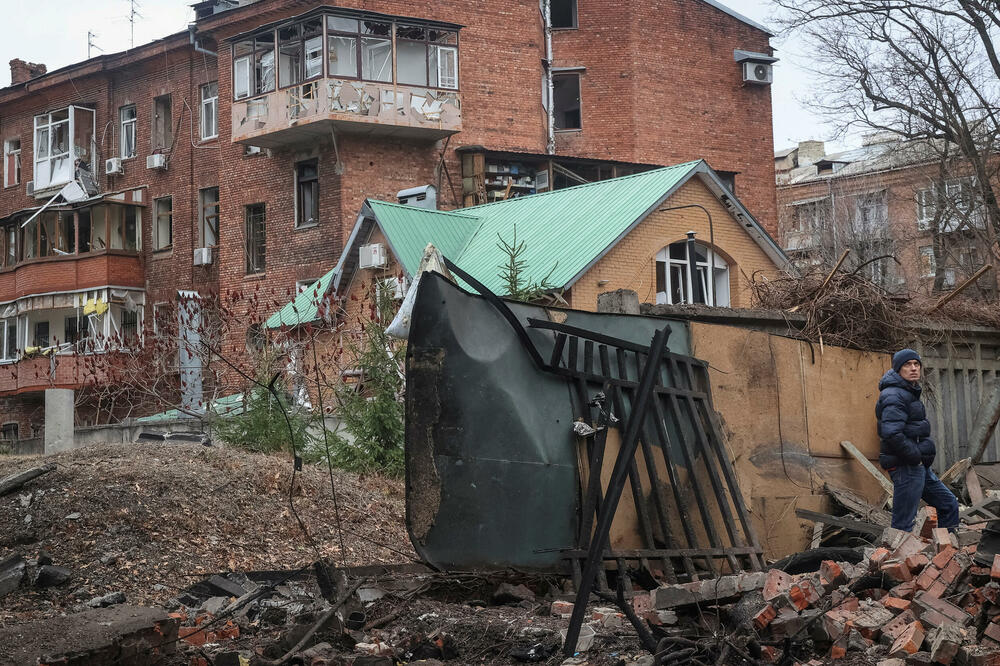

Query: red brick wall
left=0, top=0, right=778, bottom=425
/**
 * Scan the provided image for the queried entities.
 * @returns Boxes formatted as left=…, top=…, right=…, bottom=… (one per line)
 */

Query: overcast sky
left=0, top=0, right=844, bottom=153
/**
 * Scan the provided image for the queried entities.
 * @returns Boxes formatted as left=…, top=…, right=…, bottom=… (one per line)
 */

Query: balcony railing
left=0, top=355, right=92, bottom=394
left=232, top=79, right=461, bottom=147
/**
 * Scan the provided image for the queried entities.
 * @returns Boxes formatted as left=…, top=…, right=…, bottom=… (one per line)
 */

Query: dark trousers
left=888, top=464, right=960, bottom=532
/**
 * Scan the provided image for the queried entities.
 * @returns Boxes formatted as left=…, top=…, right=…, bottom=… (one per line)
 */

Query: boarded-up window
left=152, top=95, right=172, bottom=150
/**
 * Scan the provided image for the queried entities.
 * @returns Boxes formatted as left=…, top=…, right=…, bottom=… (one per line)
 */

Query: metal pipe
left=542, top=0, right=555, bottom=155
left=658, top=204, right=716, bottom=306
left=188, top=25, right=218, bottom=58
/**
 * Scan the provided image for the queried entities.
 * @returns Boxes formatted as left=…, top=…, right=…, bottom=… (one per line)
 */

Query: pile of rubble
left=625, top=510, right=999, bottom=666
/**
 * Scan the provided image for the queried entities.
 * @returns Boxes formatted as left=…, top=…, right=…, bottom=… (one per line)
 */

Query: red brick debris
left=638, top=525, right=999, bottom=665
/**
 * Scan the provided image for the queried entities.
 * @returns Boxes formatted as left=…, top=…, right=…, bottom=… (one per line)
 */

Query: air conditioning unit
left=146, top=154, right=167, bottom=170
left=105, top=157, right=124, bottom=175
left=743, top=61, right=773, bottom=85
left=193, top=247, right=213, bottom=266
left=359, top=243, right=387, bottom=269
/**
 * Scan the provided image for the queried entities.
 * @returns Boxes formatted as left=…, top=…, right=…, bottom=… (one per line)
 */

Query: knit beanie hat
left=893, top=348, right=922, bottom=373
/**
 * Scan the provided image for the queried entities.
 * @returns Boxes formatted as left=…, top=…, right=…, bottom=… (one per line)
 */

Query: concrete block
left=44, top=388, right=74, bottom=453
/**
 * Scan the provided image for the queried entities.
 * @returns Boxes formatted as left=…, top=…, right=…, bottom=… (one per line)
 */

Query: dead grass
left=0, top=442, right=413, bottom=624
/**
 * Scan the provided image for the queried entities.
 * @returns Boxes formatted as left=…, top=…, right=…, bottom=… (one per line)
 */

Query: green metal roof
left=365, top=202, right=480, bottom=277
left=267, top=160, right=787, bottom=324
left=265, top=267, right=337, bottom=329
left=134, top=392, right=245, bottom=423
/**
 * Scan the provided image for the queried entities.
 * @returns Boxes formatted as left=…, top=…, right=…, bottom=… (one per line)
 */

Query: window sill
left=294, top=223, right=319, bottom=231
left=200, top=136, right=218, bottom=144
left=244, top=272, right=266, bottom=280
left=555, top=128, right=583, bottom=133
left=551, top=26, right=579, bottom=31
left=151, top=248, right=173, bottom=259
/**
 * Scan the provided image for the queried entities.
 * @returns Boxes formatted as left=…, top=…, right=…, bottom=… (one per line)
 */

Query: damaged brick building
left=0, top=0, right=778, bottom=436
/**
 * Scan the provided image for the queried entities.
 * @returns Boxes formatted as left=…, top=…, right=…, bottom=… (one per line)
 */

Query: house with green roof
left=267, top=160, right=789, bottom=329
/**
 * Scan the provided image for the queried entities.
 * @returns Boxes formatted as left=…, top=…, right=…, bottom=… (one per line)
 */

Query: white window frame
left=919, top=246, right=936, bottom=278
left=199, top=187, right=220, bottom=248
left=916, top=186, right=936, bottom=231
left=432, top=45, right=458, bottom=89
left=0, top=317, right=17, bottom=362
left=200, top=82, right=219, bottom=140
left=655, top=241, right=730, bottom=307
left=233, top=56, right=251, bottom=100
left=855, top=190, right=888, bottom=234
left=4, top=138, right=21, bottom=188
left=119, top=104, right=137, bottom=159
left=34, top=107, right=94, bottom=191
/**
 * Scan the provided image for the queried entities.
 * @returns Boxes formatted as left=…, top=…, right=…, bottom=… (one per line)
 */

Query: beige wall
left=569, top=178, right=781, bottom=310
left=690, top=322, right=890, bottom=558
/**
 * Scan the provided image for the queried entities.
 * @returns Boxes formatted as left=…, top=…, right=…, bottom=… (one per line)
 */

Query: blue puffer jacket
left=876, top=369, right=936, bottom=469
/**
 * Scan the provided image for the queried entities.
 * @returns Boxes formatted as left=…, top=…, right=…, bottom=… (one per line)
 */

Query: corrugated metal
left=265, top=267, right=336, bottom=328
left=455, top=162, right=701, bottom=294
left=366, top=201, right=480, bottom=278
left=922, top=336, right=1000, bottom=468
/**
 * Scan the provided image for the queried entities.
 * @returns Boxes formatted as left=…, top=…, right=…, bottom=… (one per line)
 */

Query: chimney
left=9, top=59, right=47, bottom=85
left=795, top=140, right=826, bottom=167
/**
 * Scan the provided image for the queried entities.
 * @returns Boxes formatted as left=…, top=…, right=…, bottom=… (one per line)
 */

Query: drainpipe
left=542, top=0, right=555, bottom=155
left=188, top=25, right=218, bottom=58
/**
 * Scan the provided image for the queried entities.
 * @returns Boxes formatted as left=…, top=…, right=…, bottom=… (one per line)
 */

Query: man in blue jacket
left=877, top=348, right=959, bottom=532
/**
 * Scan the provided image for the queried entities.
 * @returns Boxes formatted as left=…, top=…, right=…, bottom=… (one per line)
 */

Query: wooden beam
left=0, top=464, right=55, bottom=496
left=810, top=521, right=824, bottom=549
left=928, top=264, right=993, bottom=313
left=966, top=467, right=984, bottom=505
left=840, top=440, right=893, bottom=496
left=794, top=508, right=884, bottom=536
left=970, top=382, right=1000, bottom=464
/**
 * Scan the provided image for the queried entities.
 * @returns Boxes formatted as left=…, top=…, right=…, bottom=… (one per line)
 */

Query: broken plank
left=794, top=508, right=884, bottom=536
left=940, top=457, right=972, bottom=485
left=840, top=440, right=893, bottom=495
left=825, top=483, right=891, bottom=526
left=967, top=468, right=985, bottom=506
left=811, top=521, right=824, bottom=549
left=0, top=464, right=55, bottom=496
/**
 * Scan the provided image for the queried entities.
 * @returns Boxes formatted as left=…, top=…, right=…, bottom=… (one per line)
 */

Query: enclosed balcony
left=0, top=199, right=144, bottom=303
left=230, top=11, right=462, bottom=148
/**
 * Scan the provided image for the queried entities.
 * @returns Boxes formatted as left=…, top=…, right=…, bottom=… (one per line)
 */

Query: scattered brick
left=932, top=547, right=957, bottom=569
left=891, top=582, right=917, bottom=600
left=551, top=600, right=574, bottom=617
left=883, top=559, right=914, bottom=583
left=882, top=610, right=919, bottom=646
left=913, top=591, right=973, bottom=627
left=889, top=621, right=926, bottom=657
left=928, top=625, right=965, bottom=665
left=985, top=623, right=1000, bottom=644
left=753, top=604, right=777, bottom=631
left=763, top=569, right=794, bottom=601
left=854, top=603, right=895, bottom=640
left=820, top=561, right=848, bottom=590
left=906, top=554, right=931, bottom=573
left=915, top=566, right=941, bottom=591
left=920, top=507, right=939, bottom=538
left=830, top=633, right=848, bottom=660
left=925, top=580, right=948, bottom=599
left=992, top=554, right=1000, bottom=581
left=885, top=597, right=912, bottom=613
left=907, top=651, right=933, bottom=666
left=872, top=548, right=892, bottom=570
left=178, top=627, right=207, bottom=646
left=958, top=645, right=1000, bottom=666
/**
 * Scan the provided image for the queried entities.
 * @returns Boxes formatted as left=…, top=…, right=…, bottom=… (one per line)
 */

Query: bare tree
left=774, top=0, right=1000, bottom=276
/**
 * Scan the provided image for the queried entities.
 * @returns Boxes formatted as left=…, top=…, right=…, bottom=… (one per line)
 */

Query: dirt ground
left=0, top=442, right=412, bottom=625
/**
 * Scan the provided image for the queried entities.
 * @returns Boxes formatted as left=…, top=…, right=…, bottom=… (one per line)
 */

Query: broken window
left=154, top=196, right=172, bottom=250
left=245, top=203, right=266, bottom=274
left=295, top=160, right=319, bottom=227
left=200, top=83, right=218, bottom=140
left=1, top=318, right=16, bottom=361
left=81, top=206, right=108, bottom=252
left=120, top=105, right=137, bottom=159
left=327, top=17, right=359, bottom=78
left=278, top=24, right=303, bottom=88
left=919, top=246, right=936, bottom=278
left=152, top=95, right=172, bottom=151
left=233, top=32, right=276, bottom=100
left=791, top=199, right=829, bottom=232
left=103, top=205, right=140, bottom=251
left=3, top=138, right=20, bottom=187
left=33, top=109, right=72, bottom=190
left=1, top=422, right=17, bottom=441
left=33, top=321, right=49, bottom=348
left=64, top=314, right=83, bottom=345
left=553, top=73, right=581, bottom=130
left=361, top=21, right=393, bottom=83
left=199, top=187, right=219, bottom=248
left=855, top=190, right=888, bottom=234
left=551, top=0, right=578, bottom=28
left=655, top=241, right=730, bottom=307
left=120, top=309, right=139, bottom=347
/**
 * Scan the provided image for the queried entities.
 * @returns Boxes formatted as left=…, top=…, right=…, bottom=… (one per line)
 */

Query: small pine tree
left=213, top=380, right=316, bottom=456
left=496, top=226, right=557, bottom=302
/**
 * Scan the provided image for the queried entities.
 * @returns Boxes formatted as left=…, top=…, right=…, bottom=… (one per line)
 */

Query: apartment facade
left=0, top=0, right=777, bottom=437
left=775, top=137, right=997, bottom=298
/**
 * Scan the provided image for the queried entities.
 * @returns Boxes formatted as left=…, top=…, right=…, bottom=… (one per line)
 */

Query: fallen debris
left=0, top=463, right=55, bottom=496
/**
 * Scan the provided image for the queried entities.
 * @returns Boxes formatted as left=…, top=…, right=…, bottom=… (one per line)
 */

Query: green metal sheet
left=265, top=267, right=336, bottom=329
left=405, top=273, right=691, bottom=571
left=366, top=201, right=480, bottom=278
